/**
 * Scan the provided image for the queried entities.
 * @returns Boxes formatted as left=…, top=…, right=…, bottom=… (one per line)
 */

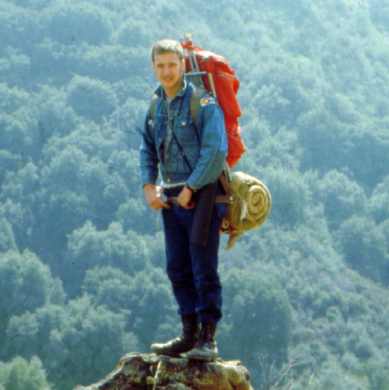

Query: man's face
left=153, top=52, right=185, bottom=93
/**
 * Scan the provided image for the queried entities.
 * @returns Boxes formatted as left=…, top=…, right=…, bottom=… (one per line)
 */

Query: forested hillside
left=1, top=0, right=389, bottom=389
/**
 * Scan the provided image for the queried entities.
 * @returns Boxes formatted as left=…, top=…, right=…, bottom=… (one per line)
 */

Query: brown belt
left=164, top=172, right=233, bottom=206
left=167, top=194, right=231, bottom=205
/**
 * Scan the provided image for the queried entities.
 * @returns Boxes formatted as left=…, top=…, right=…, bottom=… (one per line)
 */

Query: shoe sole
left=182, top=352, right=218, bottom=362
left=151, top=346, right=193, bottom=358
left=151, top=349, right=181, bottom=357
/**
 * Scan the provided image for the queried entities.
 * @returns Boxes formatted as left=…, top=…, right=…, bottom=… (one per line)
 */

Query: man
left=139, top=39, right=228, bottom=361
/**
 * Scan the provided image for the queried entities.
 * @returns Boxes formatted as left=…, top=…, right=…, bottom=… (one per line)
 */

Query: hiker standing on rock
left=139, top=39, right=228, bottom=361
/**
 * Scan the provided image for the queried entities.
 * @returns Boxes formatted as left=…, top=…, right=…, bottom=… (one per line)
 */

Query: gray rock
left=74, top=352, right=254, bottom=390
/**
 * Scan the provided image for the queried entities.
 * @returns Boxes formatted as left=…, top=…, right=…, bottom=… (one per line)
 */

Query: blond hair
left=151, top=39, right=184, bottom=62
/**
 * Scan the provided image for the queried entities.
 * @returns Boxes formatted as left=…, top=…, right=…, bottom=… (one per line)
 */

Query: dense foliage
left=1, top=0, right=389, bottom=389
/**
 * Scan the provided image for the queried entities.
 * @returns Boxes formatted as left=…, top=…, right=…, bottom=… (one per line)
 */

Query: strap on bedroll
left=190, top=181, right=218, bottom=247
left=167, top=194, right=227, bottom=205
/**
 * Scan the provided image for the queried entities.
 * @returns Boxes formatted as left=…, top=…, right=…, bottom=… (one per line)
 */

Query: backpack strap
left=215, top=171, right=232, bottom=204
left=190, top=84, right=226, bottom=147
left=189, top=86, right=202, bottom=128
left=148, top=93, right=159, bottom=121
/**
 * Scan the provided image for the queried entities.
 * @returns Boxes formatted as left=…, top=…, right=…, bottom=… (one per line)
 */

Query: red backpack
left=181, top=37, right=246, bottom=168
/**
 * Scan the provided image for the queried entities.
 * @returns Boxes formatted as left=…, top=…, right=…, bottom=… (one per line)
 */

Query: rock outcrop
left=75, top=352, right=254, bottom=390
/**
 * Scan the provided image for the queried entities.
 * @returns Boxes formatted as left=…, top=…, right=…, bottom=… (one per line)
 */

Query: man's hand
left=144, top=184, right=170, bottom=210
left=177, top=186, right=194, bottom=209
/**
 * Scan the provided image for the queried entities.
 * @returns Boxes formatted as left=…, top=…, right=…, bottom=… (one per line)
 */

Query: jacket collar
left=155, top=77, right=188, bottom=100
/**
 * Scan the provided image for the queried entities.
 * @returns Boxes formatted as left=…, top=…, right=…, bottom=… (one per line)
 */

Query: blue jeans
left=162, top=202, right=225, bottom=324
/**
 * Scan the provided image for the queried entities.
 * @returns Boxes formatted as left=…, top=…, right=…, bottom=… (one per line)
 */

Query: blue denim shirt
left=140, top=79, right=227, bottom=190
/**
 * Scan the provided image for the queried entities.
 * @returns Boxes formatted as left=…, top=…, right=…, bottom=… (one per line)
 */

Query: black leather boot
left=151, top=314, right=199, bottom=357
left=184, top=322, right=218, bottom=361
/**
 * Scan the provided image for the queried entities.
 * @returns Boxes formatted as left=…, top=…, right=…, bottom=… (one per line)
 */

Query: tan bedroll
left=221, top=171, right=272, bottom=249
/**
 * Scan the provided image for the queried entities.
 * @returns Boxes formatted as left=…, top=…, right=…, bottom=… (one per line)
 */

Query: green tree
left=0, top=250, right=65, bottom=339
left=261, top=167, right=311, bottom=227
left=0, top=4, right=42, bottom=55
left=31, top=140, right=129, bottom=262
left=42, top=2, right=112, bottom=45
left=337, top=216, right=389, bottom=284
left=0, top=356, right=51, bottom=390
left=0, top=150, right=21, bottom=186
left=0, top=83, right=29, bottom=113
left=78, top=45, right=149, bottom=83
left=5, top=297, right=138, bottom=390
left=366, top=359, right=389, bottom=390
left=220, top=268, right=291, bottom=367
left=114, top=20, right=152, bottom=47
left=0, top=218, right=17, bottom=252
left=82, top=266, right=176, bottom=348
left=34, top=85, right=78, bottom=139
left=66, top=75, right=117, bottom=121
left=0, top=105, right=41, bottom=159
left=315, top=170, right=367, bottom=229
left=369, top=176, right=389, bottom=223
left=64, top=222, right=149, bottom=295
left=0, top=200, right=34, bottom=253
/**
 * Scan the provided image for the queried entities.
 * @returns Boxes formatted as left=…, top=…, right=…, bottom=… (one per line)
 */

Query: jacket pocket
left=176, top=117, right=200, bottom=146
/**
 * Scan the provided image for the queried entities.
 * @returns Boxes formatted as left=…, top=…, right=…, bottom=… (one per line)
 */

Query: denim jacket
left=140, top=79, right=227, bottom=190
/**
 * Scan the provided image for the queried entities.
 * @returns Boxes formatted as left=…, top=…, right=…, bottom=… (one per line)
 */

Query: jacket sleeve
left=186, top=99, right=228, bottom=190
left=139, top=112, right=159, bottom=186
